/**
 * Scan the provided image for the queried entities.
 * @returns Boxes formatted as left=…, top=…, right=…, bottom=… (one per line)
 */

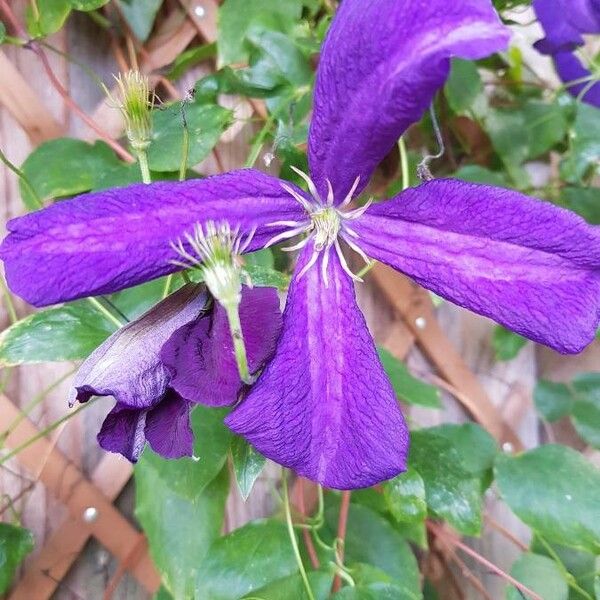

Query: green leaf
left=27, top=0, right=71, bottom=36
left=231, top=436, right=266, bottom=501
left=383, top=468, right=427, bottom=524
left=507, top=553, right=568, bottom=600
left=218, top=0, right=304, bottom=64
left=495, top=445, right=600, bottom=554
left=571, top=373, right=600, bottom=449
left=426, top=423, right=497, bottom=479
left=0, top=523, right=35, bottom=595
left=0, top=22, right=6, bottom=44
left=195, top=520, right=299, bottom=599
left=561, top=103, right=600, bottom=183
left=560, top=186, right=600, bottom=225
left=167, top=43, right=217, bottom=81
left=147, top=103, right=232, bottom=172
left=492, top=326, right=528, bottom=361
left=245, top=265, right=290, bottom=290
left=0, top=301, right=115, bottom=366
left=453, top=165, right=508, bottom=187
left=377, top=348, right=442, bottom=409
left=325, top=502, right=422, bottom=597
left=534, top=380, right=573, bottom=422
left=136, top=464, right=229, bottom=599
left=243, top=571, right=333, bottom=600
left=523, top=100, right=568, bottom=159
left=445, top=59, right=483, bottom=115
left=410, top=429, right=483, bottom=535
left=116, top=0, right=163, bottom=41
left=19, top=139, right=129, bottom=209
left=70, top=0, right=110, bottom=9
left=334, top=564, right=420, bottom=600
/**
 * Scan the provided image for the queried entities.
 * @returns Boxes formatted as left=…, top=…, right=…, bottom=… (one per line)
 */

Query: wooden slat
left=0, top=396, right=161, bottom=595
left=371, top=264, right=523, bottom=449
left=0, top=51, right=63, bottom=143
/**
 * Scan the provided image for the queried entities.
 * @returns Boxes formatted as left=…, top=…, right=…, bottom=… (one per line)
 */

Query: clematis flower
left=70, top=283, right=281, bottom=461
left=2, top=0, right=600, bottom=489
left=533, top=0, right=600, bottom=106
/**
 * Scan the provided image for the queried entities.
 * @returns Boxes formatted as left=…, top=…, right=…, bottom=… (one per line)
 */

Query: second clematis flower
left=533, top=0, right=600, bottom=107
left=2, top=0, right=600, bottom=489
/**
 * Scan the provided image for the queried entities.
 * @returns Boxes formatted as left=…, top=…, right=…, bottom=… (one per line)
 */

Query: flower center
left=266, top=167, right=372, bottom=285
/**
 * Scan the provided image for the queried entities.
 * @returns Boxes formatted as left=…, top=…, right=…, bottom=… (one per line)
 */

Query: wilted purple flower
left=534, top=0, right=600, bottom=106
left=2, top=0, right=600, bottom=488
left=71, top=283, right=281, bottom=461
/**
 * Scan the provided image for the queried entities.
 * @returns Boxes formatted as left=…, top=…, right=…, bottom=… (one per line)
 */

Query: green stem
left=163, top=274, right=174, bottom=299
left=282, top=470, right=315, bottom=600
left=179, top=122, right=190, bottom=181
left=87, top=297, right=126, bottom=328
left=0, top=276, right=17, bottom=324
left=137, top=150, right=152, bottom=184
left=224, top=304, right=251, bottom=384
left=399, top=136, right=409, bottom=191
left=0, top=147, right=43, bottom=208
left=0, top=402, right=92, bottom=466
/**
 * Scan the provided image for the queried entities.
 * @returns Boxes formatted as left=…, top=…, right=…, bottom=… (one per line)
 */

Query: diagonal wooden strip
left=7, top=452, right=135, bottom=600
left=371, top=264, right=523, bottom=450
left=0, top=51, right=64, bottom=143
left=0, top=396, right=161, bottom=595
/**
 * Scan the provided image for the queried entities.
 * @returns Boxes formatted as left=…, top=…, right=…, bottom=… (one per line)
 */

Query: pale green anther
left=310, top=207, right=341, bottom=251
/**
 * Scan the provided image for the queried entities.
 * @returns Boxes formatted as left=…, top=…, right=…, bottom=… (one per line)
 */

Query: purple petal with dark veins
left=144, top=392, right=194, bottom=459
left=162, top=286, right=282, bottom=406
left=226, top=246, right=409, bottom=490
left=70, top=283, right=209, bottom=408
left=97, top=403, right=148, bottom=462
left=553, top=51, right=600, bottom=108
left=533, top=0, right=600, bottom=54
left=0, top=170, right=304, bottom=306
left=308, top=0, right=509, bottom=201
left=353, top=180, right=600, bottom=354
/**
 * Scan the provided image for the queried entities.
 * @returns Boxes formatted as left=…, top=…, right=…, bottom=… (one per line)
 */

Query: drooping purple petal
left=553, top=51, right=600, bottom=107
left=0, top=170, right=304, bottom=306
left=353, top=180, right=600, bottom=354
left=226, top=246, right=409, bottom=490
left=162, top=286, right=282, bottom=406
left=533, top=0, right=600, bottom=54
left=144, top=392, right=194, bottom=459
left=97, top=403, right=148, bottom=462
left=69, top=283, right=209, bottom=408
left=97, top=392, right=193, bottom=462
left=308, top=0, right=510, bottom=200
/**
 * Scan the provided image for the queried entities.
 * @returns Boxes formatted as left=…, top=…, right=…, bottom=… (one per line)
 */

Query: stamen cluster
left=265, top=167, right=372, bottom=285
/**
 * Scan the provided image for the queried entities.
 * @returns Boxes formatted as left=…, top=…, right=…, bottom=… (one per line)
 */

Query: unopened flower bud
left=105, top=71, right=154, bottom=152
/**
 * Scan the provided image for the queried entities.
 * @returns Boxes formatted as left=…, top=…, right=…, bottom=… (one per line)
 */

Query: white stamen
left=281, top=236, right=312, bottom=252
left=264, top=224, right=311, bottom=248
left=321, top=244, right=330, bottom=286
left=239, top=226, right=257, bottom=254
left=326, top=179, right=335, bottom=207
left=267, top=220, right=307, bottom=228
left=296, top=248, right=320, bottom=281
left=334, top=238, right=363, bottom=282
left=341, top=232, right=372, bottom=267
left=281, top=182, right=314, bottom=212
left=344, top=197, right=373, bottom=220
left=340, top=176, right=361, bottom=207
left=290, top=166, right=323, bottom=205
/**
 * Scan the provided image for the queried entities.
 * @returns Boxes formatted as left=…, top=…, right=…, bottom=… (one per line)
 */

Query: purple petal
left=70, top=283, right=209, bottom=408
left=97, top=403, right=148, bottom=462
left=353, top=180, right=600, bottom=354
left=162, top=286, right=282, bottom=406
left=308, top=0, right=509, bottom=200
left=144, top=392, right=194, bottom=459
left=1, top=170, right=303, bottom=306
left=534, top=0, right=600, bottom=54
left=226, top=246, right=409, bottom=490
left=553, top=51, right=600, bottom=108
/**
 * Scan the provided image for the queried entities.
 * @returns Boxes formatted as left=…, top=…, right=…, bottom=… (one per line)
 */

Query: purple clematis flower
left=2, top=0, right=600, bottom=488
left=71, top=283, right=281, bottom=461
left=533, top=0, right=600, bottom=106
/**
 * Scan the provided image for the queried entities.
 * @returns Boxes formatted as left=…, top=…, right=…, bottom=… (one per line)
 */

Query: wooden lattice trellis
left=0, top=2, right=571, bottom=598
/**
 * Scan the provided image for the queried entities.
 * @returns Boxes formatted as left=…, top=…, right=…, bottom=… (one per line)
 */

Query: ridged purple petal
left=162, top=286, right=282, bottom=406
left=226, top=246, right=409, bottom=490
left=553, top=51, right=600, bottom=107
left=70, top=283, right=209, bottom=408
left=308, top=0, right=509, bottom=200
left=353, top=180, right=600, bottom=354
left=0, top=170, right=303, bottom=306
